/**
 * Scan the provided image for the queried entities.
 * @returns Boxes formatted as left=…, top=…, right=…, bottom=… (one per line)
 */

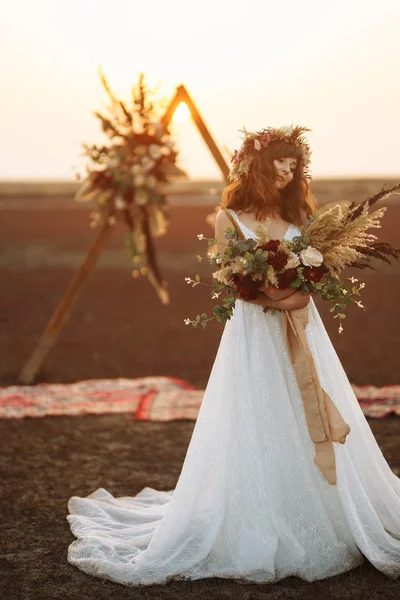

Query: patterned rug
left=0, top=377, right=399, bottom=420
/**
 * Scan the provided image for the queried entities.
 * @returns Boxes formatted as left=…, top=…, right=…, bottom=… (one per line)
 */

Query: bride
left=67, top=125, right=400, bottom=586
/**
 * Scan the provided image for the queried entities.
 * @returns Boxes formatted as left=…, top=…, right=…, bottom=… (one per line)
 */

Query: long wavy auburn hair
left=222, top=140, right=317, bottom=226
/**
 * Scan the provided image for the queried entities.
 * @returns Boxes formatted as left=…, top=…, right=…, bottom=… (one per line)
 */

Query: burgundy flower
left=277, top=268, right=299, bottom=290
left=232, top=274, right=261, bottom=301
left=261, top=239, right=280, bottom=252
left=268, top=250, right=289, bottom=271
left=303, top=264, right=328, bottom=282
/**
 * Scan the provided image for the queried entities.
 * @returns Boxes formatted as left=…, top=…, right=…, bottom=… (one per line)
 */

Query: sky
left=0, top=0, right=399, bottom=181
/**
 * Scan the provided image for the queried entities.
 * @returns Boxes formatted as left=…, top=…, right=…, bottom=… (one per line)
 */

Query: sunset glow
left=172, top=102, right=191, bottom=123
left=1, top=0, right=399, bottom=180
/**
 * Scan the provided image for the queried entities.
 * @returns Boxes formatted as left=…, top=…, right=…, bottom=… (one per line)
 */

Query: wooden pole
left=162, top=85, right=230, bottom=181
left=19, top=221, right=113, bottom=384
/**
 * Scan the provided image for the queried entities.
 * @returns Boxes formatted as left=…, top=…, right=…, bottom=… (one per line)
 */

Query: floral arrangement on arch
left=75, top=70, right=185, bottom=303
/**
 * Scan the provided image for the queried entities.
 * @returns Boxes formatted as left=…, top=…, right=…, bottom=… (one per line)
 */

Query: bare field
left=1, top=189, right=400, bottom=600
left=1, top=195, right=399, bottom=387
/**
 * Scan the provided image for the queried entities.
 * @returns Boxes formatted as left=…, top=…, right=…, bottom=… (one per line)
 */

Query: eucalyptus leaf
left=289, top=278, right=302, bottom=288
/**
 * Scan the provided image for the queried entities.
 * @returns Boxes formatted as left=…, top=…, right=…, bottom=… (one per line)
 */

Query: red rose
left=261, top=239, right=280, bottom=252
left=303, top=265, right=327, bottom=282
left=268, top=250, right=289, bottom=271
left=232, top=274, right=261, bottom=301
left=277, top=268, right=299, bottom=290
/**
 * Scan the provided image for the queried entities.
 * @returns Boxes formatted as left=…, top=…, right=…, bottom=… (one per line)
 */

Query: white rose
left=148, top=144, right=162, bottom=160
left=254, top=139, right=262, bottom=151
left=108, top=157, right=120, bottom=168
left=114, top=196, right=127, bottom=210
left=134, top=174, right=146, bottom=187
left=161, top=135, right=175, bottom=149
left=286, top=251, right=301, bottom=269
left=299, top=246, right=324, bottom=267
left=279, top=125, right=293, bottom=135
left=131, top=164, right=145, bottom=175
left=141, top=156, right=155, bottom=172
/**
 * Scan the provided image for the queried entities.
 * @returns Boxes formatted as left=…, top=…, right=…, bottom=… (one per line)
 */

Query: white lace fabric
left=67, top=212, right=400, bottom=585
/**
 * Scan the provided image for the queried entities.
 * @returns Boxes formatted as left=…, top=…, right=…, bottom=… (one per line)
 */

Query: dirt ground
left=1, top=415, right=399, bottom=600
left=0, top=197, right=400, bottom=599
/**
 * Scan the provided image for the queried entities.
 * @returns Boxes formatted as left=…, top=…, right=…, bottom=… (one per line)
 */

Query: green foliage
left=289, top=278, right=302, bottom=288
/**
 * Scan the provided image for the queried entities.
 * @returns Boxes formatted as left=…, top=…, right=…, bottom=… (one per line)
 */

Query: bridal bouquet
left=185, top=184, right=400, bottom=332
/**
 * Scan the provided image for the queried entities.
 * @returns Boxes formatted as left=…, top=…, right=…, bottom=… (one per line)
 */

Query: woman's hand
left=260, top=284, right=297, bottom=301
left=275, top=291, right=311, bottom=311
left=249, top=290, right=310, bottom=311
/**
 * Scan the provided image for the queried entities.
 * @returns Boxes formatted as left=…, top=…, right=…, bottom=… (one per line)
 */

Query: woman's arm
left=260, top=284, right=297, bottom=301
left=214, top=208, right=232, bottom=258
left=249, top=290, right=310, bottom=311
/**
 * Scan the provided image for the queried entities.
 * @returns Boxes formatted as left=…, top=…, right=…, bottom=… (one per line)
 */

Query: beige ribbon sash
left=283, top=308, right=350, bottom=485
left=221, top=206, right=351, bottom=485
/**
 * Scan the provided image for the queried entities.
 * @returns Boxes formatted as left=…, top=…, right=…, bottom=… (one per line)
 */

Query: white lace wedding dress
left=67, top=211, right=400, bottom=585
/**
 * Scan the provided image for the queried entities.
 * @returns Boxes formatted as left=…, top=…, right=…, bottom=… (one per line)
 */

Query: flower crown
left=228, top=125, right=312, bottom=182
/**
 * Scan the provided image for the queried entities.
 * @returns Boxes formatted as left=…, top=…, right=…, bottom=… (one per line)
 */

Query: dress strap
left=221, top=207, right=245, bottom=240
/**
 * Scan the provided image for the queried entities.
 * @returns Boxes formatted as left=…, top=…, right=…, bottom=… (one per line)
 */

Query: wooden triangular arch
left=19, top=84, right=230, bottom=384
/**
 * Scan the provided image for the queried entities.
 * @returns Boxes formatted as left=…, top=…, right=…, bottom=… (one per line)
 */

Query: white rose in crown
left=299, top=246, right=324, bottom=267
left=286, top=251, right=301, bottom=269
left=279, top=125, right=293, bottom=135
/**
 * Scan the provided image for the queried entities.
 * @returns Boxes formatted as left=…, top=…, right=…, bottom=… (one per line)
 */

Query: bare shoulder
left=214, top=207, right=234, bottom=253
left=215, top=207, right=232, bottom=231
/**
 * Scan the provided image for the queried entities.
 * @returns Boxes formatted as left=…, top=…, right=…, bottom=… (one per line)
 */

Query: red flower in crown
left=232, top=149, right=244, bottom=164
